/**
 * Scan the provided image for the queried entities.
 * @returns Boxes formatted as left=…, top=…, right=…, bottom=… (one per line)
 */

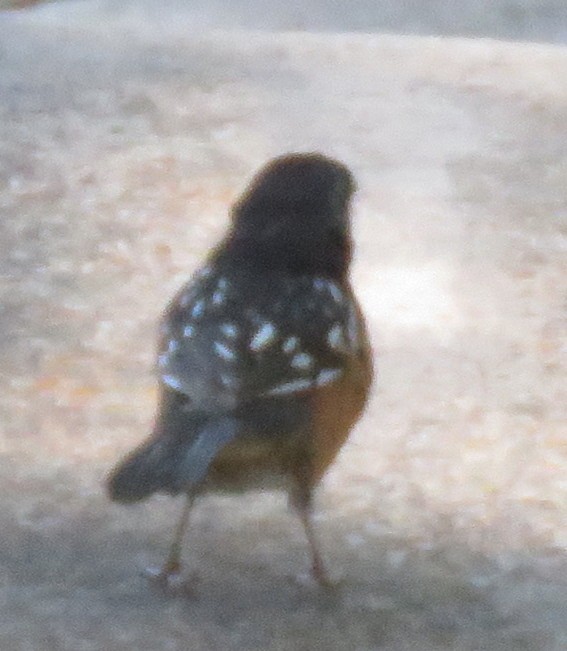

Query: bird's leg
left=290, top=483, right=333, bottom=589
left=146, top=494, right=196, bottom=593
left=296, top=501, right=331, bottom=587
left=164, top=493, right=194, bottom=575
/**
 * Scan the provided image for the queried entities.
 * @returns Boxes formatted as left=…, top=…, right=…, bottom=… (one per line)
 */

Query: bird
left=107, top=152, right=373, bottom=590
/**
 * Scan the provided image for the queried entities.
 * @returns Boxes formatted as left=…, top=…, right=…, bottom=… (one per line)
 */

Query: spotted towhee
left=107, top=153, right=373, bottom=589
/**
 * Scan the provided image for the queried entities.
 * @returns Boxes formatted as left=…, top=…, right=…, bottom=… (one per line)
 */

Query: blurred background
left=0, top=1, right=566, bottom=650
left=2, top=0, right=567, bottom=42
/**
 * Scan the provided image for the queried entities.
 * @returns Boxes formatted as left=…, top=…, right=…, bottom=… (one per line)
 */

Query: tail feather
left=107, top=438, right=180, bottom=503
left=107, top=416, right=239, bottom=503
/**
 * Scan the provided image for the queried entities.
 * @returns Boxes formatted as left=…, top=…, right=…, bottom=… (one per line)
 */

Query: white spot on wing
left=214, top=341, right=236, bottom=361
left=282, top=336, right=299, bottom=354
left=328, top=282, right=343, bottom=304
left=191, top=300, right=205, bottom=318
left=158, top=353, right=168, bottom=368
left=220, top=323, right=238, bottom=339
left=220, top=373, right=237, bottom=388
left=291, top=352, right=313, bottom=370
left=313, top=278, right=327, bottom=292
left=250, top=322, right=277, bottom=352
left=212, top=278, right=228, bottom=306
left=327, top=323, right=346, bottom=351
left=183, top=324, right=195, bottom=338
left=168, top=339, right=179, bottom=353
left=316, top=368, right=342, bottom=386
left=266, top=378, right=313, bottom=396
left=313, top=278, right=343, bottom=304
left=179, top=292, right=192, bottom=308
left=162, top=374, right=183, bottom=391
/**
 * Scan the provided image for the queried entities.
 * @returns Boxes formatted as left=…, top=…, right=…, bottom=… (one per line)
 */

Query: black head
left=219, top=153, right=356, bottom=280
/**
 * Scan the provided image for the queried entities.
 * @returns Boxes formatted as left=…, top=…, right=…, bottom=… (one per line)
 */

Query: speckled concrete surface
left=0, top=6, right=566, bottom=651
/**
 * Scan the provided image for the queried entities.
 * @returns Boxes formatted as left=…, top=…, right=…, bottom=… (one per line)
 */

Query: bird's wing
left=157, top=268, right=364, bottom=413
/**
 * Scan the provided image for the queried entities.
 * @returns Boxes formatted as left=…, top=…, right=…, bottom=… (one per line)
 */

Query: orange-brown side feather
left=310, top=320, right=373, bottom=486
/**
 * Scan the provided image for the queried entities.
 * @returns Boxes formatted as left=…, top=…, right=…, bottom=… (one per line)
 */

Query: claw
left=143, top=564, right=198, bottom=597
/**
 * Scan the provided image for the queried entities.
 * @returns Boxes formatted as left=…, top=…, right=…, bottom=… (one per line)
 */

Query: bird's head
left=223, top=153, right=356, bottom=279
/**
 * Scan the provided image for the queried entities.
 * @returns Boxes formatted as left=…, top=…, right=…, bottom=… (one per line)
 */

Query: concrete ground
left=0, top=3, right=566, bottom=650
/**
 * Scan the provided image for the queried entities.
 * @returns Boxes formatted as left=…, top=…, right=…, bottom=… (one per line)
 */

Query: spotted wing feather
left=158, top=269, right=362, bottom=408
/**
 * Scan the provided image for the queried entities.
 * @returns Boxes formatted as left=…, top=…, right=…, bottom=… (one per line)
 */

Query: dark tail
left=107, top=416, right=239, bottom=503
left=107, top=437, right=183, bottom=503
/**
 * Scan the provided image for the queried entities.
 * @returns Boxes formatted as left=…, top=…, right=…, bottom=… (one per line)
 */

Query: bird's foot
left=143, top=562, right=199, bottom=597
left=293, top=566, right=343, bottom=593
